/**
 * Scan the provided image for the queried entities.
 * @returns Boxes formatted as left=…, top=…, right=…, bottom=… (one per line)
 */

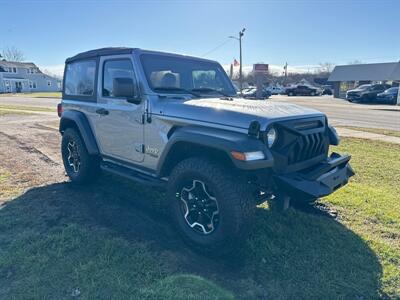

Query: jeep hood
left=162, top=98, right=324, bottom=129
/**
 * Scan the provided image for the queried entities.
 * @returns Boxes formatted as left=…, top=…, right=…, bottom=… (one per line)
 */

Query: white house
left=0, top=60, right=61, bottom=93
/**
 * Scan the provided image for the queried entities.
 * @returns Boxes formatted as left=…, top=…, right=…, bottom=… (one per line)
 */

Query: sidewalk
left=337, top=127, right=400, bottom=144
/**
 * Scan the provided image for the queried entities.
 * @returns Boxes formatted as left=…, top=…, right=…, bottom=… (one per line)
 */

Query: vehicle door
left=297, top=85, right=306, bottom=95
left=372, top=85, right=385, bottom=97
left=91, top=55, right=145, bottom=163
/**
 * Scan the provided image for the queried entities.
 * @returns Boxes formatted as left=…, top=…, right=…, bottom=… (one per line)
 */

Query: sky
left=1, top=0, right=399, bottom=77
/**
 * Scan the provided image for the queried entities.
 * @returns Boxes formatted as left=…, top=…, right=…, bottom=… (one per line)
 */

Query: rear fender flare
left=59, top=110, right=99, bottom=155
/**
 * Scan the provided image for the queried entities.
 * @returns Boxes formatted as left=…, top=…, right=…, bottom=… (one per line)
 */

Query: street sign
left=253, top=63, right=269, bottom=73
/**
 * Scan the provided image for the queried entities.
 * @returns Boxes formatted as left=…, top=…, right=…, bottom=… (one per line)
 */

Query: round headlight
left=267, top=127, right=277, bottom=148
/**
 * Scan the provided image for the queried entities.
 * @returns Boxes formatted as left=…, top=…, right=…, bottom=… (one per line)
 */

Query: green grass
left=0, top=168, right=20, bottom=199
left=0, top=92, right=61, bottom=98
left=0, top=104, right=54, bottom=113
left=0, top=109, right=32, bottom=116
left=0, top=138, right=399, bottom=299
left=338, top=126, right=400, bottom=138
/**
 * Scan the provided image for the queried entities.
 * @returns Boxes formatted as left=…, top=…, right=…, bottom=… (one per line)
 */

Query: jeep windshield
left=141, top=53, right=236, bottom=97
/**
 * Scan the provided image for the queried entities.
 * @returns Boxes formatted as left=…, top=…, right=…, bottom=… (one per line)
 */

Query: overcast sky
left=1, top=0, right=399, bottom=76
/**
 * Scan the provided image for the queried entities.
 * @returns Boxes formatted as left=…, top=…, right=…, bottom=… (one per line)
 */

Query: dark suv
left=285, top=85, right=320, bottom=96
left=346, top=84, right=391, bottom=103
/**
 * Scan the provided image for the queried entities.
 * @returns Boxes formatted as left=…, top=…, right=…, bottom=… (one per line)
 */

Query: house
left=0, top=60, right=61, bottom=93
left=328, top=62, right=400, bottom=100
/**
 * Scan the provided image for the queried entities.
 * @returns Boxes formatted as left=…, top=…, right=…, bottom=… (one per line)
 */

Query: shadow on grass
left=0, top=175, right=383, bottom=299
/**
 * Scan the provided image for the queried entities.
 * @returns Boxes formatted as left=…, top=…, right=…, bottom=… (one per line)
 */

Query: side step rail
left=101, top=161, right=166, bottom=188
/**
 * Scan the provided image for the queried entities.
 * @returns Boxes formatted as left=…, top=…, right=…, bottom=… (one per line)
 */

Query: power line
left=201, top=39, right=232, bottom=57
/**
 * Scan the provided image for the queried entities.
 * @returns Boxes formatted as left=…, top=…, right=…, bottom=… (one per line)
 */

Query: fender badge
left=145, top=146, right=159, bottom=157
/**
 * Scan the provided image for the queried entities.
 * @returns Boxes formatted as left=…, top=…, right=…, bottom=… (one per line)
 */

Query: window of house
left=102, top=59, right=135, bottom=98
left=5, top=80, right=9, bottom=86
left=30, top=81, right=36, bottom=89
left=47, top=80, right=51, bottom=86
left=64, top=60, right=96, bottom=96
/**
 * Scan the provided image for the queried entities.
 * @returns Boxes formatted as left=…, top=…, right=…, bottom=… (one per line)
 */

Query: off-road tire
left=167, top=157, right=254, bottom=256
left=61, top=128, right=100, bottom=184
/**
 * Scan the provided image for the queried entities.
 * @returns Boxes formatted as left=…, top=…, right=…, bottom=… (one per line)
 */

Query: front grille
left=287, top=132, right=327, bottom=164
left=347, top=92, right=360, bottom=98
left=268, top=117, right=329, bottom=169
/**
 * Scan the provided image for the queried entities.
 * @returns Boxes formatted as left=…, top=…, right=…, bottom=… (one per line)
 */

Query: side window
left=102, top=59, right=135, bottom=98
left=64, top=60, right=96, bottom=96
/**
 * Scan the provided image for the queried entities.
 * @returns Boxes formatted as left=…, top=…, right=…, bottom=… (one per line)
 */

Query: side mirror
left=113, top=77, right=141, bottom=104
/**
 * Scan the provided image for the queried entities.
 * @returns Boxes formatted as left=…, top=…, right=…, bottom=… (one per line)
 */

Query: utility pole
left=229, top=28, right=246, bottom=94
left=284, top=62, right=288, bottom=82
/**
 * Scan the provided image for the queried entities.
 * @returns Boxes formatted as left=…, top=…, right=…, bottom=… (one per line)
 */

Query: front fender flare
left=156, top=126, right=273, bottom=175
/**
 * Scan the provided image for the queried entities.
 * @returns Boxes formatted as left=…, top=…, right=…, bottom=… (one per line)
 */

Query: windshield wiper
left=190, top=87, right=232, bottom=97
left=154, top=87, right=200, bottom=97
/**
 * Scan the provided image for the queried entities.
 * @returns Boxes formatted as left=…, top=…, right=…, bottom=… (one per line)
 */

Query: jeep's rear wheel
left=168, top=157, right=254, bottom=256
left=61, top=128, right=100, bottom=184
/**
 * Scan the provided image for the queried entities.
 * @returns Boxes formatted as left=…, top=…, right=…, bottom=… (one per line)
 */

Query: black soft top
left=65, top=47, right=135, bottom=63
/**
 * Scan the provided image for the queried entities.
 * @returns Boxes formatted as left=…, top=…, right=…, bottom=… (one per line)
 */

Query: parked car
left=346, top=84, right=391, bottom=103
left=59, top=47, right=353, bottom=255
left=285, top=84, right=320, bottom=96
left=321, top=85, right=333, bottom=95
left=265, top=86, right=285, bottom=95
left=242, top=87, right=271, bottom=99
left=377, top=87, right=398, bottom=105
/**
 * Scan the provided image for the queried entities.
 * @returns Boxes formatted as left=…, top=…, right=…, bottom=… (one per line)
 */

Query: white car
left=265, top=86, right=285, bottom=95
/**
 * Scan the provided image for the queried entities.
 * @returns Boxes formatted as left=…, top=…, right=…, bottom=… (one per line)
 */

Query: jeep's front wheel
left=168, top=157, right=254, bottom=256
left=61, top=128, right=100, bottom=184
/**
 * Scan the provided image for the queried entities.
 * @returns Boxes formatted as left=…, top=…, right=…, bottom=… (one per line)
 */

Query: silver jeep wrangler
left=59, top=47, right=354, bottom=254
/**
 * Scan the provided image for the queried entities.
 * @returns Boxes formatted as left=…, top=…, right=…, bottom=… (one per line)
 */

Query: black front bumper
left=273, top=153, right=354, bottom=201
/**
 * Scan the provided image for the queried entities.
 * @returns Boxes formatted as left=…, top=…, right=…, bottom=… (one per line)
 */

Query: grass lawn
left=0, top=92, right=61, bottom=98
left=0, top=109, right=32, bottom=116
left=0, top=138, right=399, bottom=299
left=0, top=104, right=55, bottom=113
left=338, top=126, right=400, bottom=138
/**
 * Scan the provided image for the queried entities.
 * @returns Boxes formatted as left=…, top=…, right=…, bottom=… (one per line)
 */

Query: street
left=269, top=95, right=400, bottom=131
left=1, top=94, right=399, bottom=130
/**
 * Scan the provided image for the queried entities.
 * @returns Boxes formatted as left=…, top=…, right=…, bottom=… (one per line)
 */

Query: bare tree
left=347, top=60, right=363, bottom=65
left=318, top=62, right=334, bottom=74
left=2, top=46, right=25, bottom=62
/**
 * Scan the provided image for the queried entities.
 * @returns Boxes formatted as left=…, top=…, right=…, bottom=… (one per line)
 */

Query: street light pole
left=239, top=31, right=243, bottom=94
left=229, top=28, right=245, bottom=94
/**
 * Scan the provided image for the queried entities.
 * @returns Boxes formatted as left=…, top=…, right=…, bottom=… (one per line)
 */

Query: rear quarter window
left=64, top=60, right=96, bottom=97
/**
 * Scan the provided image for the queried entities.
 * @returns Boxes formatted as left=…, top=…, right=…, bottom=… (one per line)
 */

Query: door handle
left=96, top=108, right=109, bottom=116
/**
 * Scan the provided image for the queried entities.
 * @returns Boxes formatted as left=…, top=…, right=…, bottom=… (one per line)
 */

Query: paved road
left=0, top=96, right=59, bottom=108
left=1, top=95, right=399, bottom=131
left=270, top=95, right=400, bottom=131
